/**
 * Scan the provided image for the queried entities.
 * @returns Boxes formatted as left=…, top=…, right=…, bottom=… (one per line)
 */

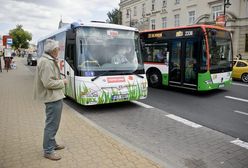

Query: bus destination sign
left=148, top=33, right=163, bottom=38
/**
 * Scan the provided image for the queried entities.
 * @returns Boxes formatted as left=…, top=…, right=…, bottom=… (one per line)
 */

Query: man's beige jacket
left=34, top=53, right=65, bottom=103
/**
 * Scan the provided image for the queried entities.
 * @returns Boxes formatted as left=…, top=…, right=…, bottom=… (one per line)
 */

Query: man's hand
left=63, top=79, right=68, bottom=85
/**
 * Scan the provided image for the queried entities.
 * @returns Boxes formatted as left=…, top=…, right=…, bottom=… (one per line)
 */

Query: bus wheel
left=147, top=70, right=162, bottom=88
left=241, top=73, right=248, bottom=83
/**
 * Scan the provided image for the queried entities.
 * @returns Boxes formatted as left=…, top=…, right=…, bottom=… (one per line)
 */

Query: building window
left=126, top=9, right=130, bottom=18
left=152, top=0, right=155, bottom=11
left=142, top=3, right=146, bottom=16
left=151, top=19, right=156, bottom=30
left=211, top=5, right=222, bottom=21
left=174, top=14, right=180, bottom=27
left=162, top=17, right=167, bottom=28
left=175, top=0, right=180, bottom=5
left=134, top=6, right=137, bottom=16
left=163, top=0, right=167, bottom=7
left=188, top=11, right=195, bottom=24
left=246, top=0, right=248, bottom=16
left=245, top=34, right=248, bottom=52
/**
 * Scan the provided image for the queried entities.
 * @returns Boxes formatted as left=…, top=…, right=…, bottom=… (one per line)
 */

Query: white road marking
left=234, top=110, right=248, bottom=116
left=231, top=139, right=248, bottom=150
left=232, top=82, right=248, bottom=87
left=166, top=114, right=203, bottom=128
left=132, top=101, right=154, bottom=108
left=225, top=96, right=248, bottom=103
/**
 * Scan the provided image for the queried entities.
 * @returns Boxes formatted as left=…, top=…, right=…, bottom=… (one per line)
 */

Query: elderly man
left=34, top=39, right=67, bottom=161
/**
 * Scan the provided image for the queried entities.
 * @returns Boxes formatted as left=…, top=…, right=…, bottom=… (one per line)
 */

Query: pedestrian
left=33, top=39, right=67, bottom=161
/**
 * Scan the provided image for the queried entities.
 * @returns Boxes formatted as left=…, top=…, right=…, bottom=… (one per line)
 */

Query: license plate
left=112, top=94, right=128, bottom=101
left=219, top=84, right=225, bottom=88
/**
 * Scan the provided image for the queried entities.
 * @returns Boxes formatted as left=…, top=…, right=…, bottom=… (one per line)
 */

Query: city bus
left=37, top=21, right=148, bottom=105
left=140, top=25, right=233, bottom=91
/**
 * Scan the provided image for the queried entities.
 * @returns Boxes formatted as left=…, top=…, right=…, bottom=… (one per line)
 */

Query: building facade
left=119, top=0, right=248, bottom=58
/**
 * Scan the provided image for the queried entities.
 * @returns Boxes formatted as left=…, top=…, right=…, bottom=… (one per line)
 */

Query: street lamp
left=224, top=0, right=231, bottom=26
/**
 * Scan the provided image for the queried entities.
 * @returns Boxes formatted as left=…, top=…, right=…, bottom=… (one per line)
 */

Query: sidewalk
left=0, top=57, right=163, bottom=168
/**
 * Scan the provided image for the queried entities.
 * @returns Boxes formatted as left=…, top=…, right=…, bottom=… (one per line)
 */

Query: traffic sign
left=7, top=38, right=13, bottom=45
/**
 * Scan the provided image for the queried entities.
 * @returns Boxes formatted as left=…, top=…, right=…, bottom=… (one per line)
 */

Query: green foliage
left=106, top=8, right=122, bottom=25
left=9, top=25, right=32, bottom=49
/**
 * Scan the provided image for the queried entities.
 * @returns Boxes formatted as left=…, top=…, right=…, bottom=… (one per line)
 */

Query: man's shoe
left=54, top=144, right=65, bottom=150
left=44, top=152, right=61, bottom=161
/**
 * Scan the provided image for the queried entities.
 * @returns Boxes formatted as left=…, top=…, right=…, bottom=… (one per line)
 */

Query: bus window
left=200, top=38, right=207, bottom=71
left=65, top=42, right=76, bottom=70
left=170, top=41, right=181, bottom=82
left=207, top=29, right=232, bottom=73
left=37, top=42, right=44, bottom=58
left=143, top=43, right=168, bottom=63
left=76, top=27, right=143, bottom=72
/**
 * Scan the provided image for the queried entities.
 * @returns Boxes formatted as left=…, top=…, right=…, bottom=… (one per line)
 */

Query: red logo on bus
left=107, top=77, right=125, bottom=83
left=128, top=76, right=133, bottom=80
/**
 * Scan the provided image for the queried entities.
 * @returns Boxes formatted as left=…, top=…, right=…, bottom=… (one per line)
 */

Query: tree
left=9, top=25, right=32, bottom=50
left=106, top=8, right=122, bottom=25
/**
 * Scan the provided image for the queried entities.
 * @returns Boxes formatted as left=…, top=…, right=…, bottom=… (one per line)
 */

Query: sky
left=0, top=0, right=119, bottom=45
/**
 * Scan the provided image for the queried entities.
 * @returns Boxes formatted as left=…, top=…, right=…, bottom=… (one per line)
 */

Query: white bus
left=37, top=21, right=148, bottom=105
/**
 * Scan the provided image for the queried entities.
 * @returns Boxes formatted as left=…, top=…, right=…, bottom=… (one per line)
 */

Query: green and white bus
left=140, top=24, right=233, bottom=91
left=37, top=21, right=148, bottom=105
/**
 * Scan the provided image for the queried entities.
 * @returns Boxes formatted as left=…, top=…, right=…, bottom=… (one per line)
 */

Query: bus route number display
left=185, top=31, right=193, bottom=36
left=176, top=31, right=193, bottom=37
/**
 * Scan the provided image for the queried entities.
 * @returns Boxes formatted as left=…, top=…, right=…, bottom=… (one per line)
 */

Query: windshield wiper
left=91, top=70, right=119, bottom=81
left=118, top=71, right=144, bottom=79
left=126, top=72, right=144, bottom=79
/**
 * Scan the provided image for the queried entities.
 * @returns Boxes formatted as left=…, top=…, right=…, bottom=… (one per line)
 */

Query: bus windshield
left=76, top=27, right=143, bottom=73
left=207, top=29, right=232, bottom=73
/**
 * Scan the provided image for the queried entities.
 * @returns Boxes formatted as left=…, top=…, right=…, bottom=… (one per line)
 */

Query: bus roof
left=38, top=21, right=138, bottom=43
left=140, top=24, right=227, bottom=33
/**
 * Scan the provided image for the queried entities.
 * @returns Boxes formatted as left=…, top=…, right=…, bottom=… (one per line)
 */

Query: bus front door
left=169, top=40, right=182, bottom=85
left=183, top=39, right=198, bottom=88
left=64, top=43, right=76, bottom=99
left=169, top=39, right=198, bottom=89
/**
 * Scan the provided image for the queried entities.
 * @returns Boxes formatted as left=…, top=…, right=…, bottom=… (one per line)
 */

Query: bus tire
left=147, top=70, right=162, bottom=88
left=241, top=73, right=248, bottom=83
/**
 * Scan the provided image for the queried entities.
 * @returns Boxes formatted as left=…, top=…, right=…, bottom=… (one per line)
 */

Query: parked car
left=27, top=52, right=37, bottom=66
left=232, top=60, right=248, bottom=83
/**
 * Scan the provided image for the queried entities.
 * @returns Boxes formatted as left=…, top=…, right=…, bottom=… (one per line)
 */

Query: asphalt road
left=139, top=82, right=248, bottom=142
left=64, top=80, right=248, bottom=142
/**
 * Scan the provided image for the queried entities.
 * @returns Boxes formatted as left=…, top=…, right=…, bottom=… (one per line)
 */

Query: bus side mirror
left=166, top=52, right=169, bottom=63
left=71, top=22, right=80, bottom=33
left=71, top=22, right=80, bottom=29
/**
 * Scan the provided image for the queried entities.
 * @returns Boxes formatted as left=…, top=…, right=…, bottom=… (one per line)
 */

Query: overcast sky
left=0, top=0, right=119, bottom=44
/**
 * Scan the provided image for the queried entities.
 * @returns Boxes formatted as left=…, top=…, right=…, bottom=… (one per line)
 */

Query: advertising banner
left=4, top=48, right=12, bottom=57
